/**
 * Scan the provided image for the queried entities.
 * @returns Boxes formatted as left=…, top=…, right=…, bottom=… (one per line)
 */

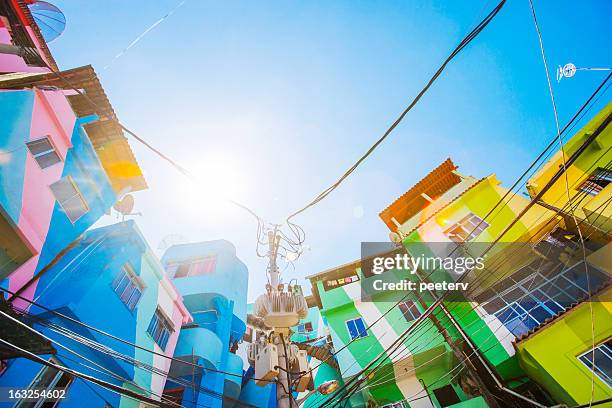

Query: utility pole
left=251, top=228, right=310, bottom=408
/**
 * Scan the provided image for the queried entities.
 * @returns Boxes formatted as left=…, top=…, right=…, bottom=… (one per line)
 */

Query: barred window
left=578, top=167, right=612, bottom=196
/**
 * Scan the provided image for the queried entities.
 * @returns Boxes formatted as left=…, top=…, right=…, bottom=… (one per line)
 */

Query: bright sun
left=176, top=157, right=247, bottom=216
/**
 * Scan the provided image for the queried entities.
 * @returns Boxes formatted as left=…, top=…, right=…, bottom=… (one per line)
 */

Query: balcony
left=223, top=352, right=244, bottom=401
left=170, top=326, right=222, bottom=377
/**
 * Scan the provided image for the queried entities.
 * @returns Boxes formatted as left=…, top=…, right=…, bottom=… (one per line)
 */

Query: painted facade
left=512, top=103, right=612, bottom=406
left=305, top=258, right=470, bottom=408
left=0, top=221, right=191, bottom=407
left=161, top=240, right=249, bottom=408
left=0, top=0, right=146, bottom=310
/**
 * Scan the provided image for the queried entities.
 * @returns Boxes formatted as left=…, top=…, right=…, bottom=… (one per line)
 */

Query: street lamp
left=295, top=380, right=339, bottom=406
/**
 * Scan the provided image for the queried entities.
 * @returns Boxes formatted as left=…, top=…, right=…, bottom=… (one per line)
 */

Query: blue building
left=0, top=65, right=147, bottom=310
left=0, top=221, right=191, bottom=407
left=161, top=240, right=249, bottom=407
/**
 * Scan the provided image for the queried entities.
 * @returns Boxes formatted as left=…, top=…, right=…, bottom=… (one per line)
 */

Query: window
left=14, top=357, right=73, bottom=408
left=432, top=384, right=461, bottom=407
left=346, top=317, right=368, bottom=341
left=26, top=137, right=61, bottom=169
left=172, top=256, right=217, bottom=278
left=49, top=177, right=88, bottom=222
left=111, top=264, right=144, bottom=311
left=578, top=339, right=612, bottom=387
left=444, top=213, right=488, bottom=243
left=398, top=301, right=421, bottom=322
left=479, top=260, right=609, bottom=337
left=161, top=387, right=184, bottom=407
left=147, top=308, right=174, bottom=350
left=297, top=322, right=313, bottom=334
left=578, top=168, right=612, bottom=196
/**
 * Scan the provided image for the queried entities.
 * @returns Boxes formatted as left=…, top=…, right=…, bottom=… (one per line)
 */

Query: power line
left=2, top=286, right=269, bottom=384
left=303, top=70, right=611, bottom=378
left=320, top=112, right=611, bottom=407
left=0, top=310, right=184, bottom=408
left=0, top=338, right=169, bottom=407
left=285, top=0, right=508, bottom=222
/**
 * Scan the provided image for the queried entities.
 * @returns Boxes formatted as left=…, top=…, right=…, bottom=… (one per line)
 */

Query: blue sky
left=48, top=0, right=611, bottom=300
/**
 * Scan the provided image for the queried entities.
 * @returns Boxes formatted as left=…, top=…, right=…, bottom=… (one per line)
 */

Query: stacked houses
left=294, top=104, right=611, bottom=407
left=0, top=2, right=250, bottom=407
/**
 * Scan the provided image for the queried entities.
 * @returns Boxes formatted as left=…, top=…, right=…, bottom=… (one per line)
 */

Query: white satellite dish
left=557, top=63, right=577, bottom=82
left=113, top=194, right=135, bottom=215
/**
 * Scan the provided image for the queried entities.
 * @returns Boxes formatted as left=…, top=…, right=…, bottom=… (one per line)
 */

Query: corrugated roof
left=402, top=176, right=486, bottom=237
left=513, top=280, right=612, bottom=344
left=379, top=158, right=461, bottom=232
left=0, top=65, right=147, bottom=192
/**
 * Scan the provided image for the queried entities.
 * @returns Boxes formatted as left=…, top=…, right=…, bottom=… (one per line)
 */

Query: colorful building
left=513, top=102, right=612, bottom=406
left=161, top=240, right=249, bottom=408
left=0, top=0, right=146, bottom=309
left=0, top=65, right=147, bottom=306
left=305, top=256, right=481, bottom=408
left=0, top=220, right=191, bottom=407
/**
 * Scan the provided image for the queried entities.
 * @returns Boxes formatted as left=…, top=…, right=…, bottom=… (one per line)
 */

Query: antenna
left=557, top=63, right=612, bottom=82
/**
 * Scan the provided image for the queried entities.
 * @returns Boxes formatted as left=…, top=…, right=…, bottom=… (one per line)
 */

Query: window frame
left=345, top=317, right=368, bottom=341
left=147, top=308, right=174, bottom=351
left=26, top=136, right=62, bottom=170
left=398, top=300, right=422, bottom=322
left=172, top=255, right=218, bottom=278
left=49, top=176, right=89, bottom=223
left=14, top=357, right=73, bottom=408
left=444, top=213, right=489, bottom=243
left=578, top=338, right=612, bottom=387
left=111, top=263, right=145, bottom=312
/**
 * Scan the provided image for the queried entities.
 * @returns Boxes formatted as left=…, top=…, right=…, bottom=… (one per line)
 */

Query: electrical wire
left=285, top=0, right=508, bottom=222
left=1, top=287, right=271, bottom=384
left=320, top=113, right=611, bottom=407
left=335, top=163, right=612, bottom=406
left=0, top=337, right=170, bottom=407
left=301, top=73, right=611, bottom=389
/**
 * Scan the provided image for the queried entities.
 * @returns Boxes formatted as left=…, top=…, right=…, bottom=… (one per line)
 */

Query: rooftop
left=379, top=158, right=461, bottom=232
left=513, top=279, right=612, bottom=344
left=0, top=65, right=147, bottom=193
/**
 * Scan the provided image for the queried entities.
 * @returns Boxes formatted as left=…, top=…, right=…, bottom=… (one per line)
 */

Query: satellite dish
left=113, top=194, right=135, bottom=215
left=389, top=231, right=403, bottom=245
left=557, top=63, right=576, bottom=82
left=27, top=1, right=66, bottom=43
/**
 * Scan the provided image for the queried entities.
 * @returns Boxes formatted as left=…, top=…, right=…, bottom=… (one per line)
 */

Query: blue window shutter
left=346, top=320, right=357, bottom=340
left=355, top=318, right=366, bottom=337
